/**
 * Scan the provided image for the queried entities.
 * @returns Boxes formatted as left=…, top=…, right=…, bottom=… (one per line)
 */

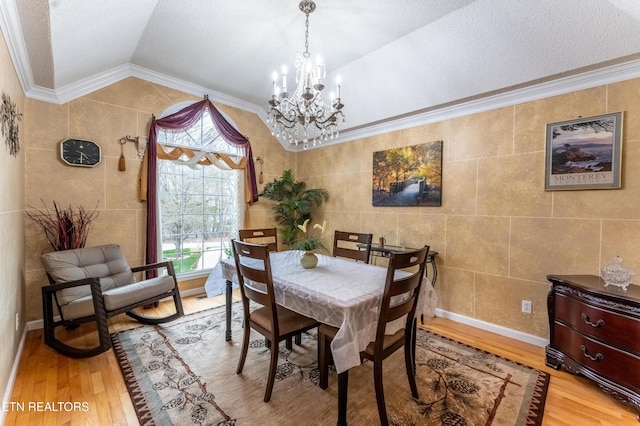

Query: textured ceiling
left=2, top=0, right=640, bottom=150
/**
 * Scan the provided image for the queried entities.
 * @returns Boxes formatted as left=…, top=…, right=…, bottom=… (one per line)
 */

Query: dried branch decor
left=26, top=201, right=99, bottom=251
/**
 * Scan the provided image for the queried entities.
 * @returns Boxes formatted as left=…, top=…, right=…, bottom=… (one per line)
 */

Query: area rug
left=111, top=304, right=549, bottom=425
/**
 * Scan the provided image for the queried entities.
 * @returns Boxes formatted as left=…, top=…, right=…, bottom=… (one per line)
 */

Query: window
left=156, top=103, right=243, bottom=276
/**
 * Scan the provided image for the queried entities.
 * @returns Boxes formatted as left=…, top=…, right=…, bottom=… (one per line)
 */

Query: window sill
left=177, top=269, right=212, bottom=281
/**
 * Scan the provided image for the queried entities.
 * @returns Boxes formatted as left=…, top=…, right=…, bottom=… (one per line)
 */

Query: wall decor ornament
left=545, top=112, right=622, bottom=190
left=1, top=92, right=22, bottom=157
left=372, top=140, right=443, bottom=207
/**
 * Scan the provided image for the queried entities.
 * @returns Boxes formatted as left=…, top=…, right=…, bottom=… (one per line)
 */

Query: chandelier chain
left=304, top=10, right=310, bottom=58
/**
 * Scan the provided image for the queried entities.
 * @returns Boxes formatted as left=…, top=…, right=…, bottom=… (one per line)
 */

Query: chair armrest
left=42, top=276, right=106, bottom=326
left=42, top=276, right=103, bottom=297
left=131, top=261, right=177, bottom=280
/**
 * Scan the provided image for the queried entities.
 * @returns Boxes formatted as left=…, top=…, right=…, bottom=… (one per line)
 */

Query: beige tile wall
left=20, top=74, right=640, bottom=341
left=23, top=77, right=289, bottom=321
left=295, top=77, right=640, bottom=338
left=0, top=27, right=26, bottom=409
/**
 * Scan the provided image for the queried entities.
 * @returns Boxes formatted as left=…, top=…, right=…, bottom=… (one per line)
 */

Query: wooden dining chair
left=238, top=227, right=278, bottom=252
left=231, top=239, right=319, bottom=402
left=332, top=230, right=373, bottom=263
left=239, top=227, right=310, bottom=346
left=237, top=228, right=308, bottom=346
left=318, top=245, right=430, bottom=425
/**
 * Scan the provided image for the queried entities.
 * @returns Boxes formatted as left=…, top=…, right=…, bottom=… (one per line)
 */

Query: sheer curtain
left=141, top=98, right=259, bottom=269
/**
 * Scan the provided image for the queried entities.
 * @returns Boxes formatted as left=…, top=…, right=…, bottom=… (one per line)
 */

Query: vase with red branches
left=26, top=200, right=99, bottom=251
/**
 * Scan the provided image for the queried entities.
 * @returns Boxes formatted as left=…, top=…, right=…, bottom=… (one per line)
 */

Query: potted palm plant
left=259, top=169, right=329, bottom=248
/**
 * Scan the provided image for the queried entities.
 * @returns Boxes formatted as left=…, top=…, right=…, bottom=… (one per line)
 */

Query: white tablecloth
left=206, top=250, right=436, bottom=373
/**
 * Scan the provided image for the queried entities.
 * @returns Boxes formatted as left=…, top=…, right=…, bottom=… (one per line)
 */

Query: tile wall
left=20, top=74, right=640, bottom=340
left=295, top=79, right=640, bottom=338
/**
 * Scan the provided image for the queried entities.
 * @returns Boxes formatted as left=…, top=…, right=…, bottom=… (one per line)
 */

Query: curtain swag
left=141, top=98, right=259, bottom=269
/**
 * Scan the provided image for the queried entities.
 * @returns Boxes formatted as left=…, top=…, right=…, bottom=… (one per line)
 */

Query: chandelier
left=267, top=0, right=345, bottom=150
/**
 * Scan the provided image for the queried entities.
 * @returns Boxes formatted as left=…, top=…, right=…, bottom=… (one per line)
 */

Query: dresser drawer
left=547, top=275, right=640, bottom=417
left=554, top=322, right=640, bottom=393
left=555, top=293, right=640, bottom=355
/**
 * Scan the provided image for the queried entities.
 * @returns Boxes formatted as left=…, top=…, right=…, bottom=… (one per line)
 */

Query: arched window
left=156, top=102, right=243, bottom=276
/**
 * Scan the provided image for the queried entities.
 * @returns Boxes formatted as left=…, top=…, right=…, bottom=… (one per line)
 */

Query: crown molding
left=15, top=55, right=640, bottom=154
left=129, top=65, right=263, bottom=115
left=3, top=0, right=639, bottom=151
left=22, top=63, right=263, bottom=115
left=299, top=58, right=640, bottom=151
left=0, top=0, right=35, bottom=93
left=24, top=64, right=130, bottom=104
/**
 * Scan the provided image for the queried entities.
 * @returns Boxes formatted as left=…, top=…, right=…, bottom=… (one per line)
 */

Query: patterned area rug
left=111, top=304, right=549, bottom=425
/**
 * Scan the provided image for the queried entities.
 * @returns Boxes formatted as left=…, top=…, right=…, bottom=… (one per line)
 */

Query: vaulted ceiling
left=2, top=0, right=640, bottom=150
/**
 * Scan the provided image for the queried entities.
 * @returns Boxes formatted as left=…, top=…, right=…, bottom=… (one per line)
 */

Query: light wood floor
left=4, top=291, right=639, bottom=425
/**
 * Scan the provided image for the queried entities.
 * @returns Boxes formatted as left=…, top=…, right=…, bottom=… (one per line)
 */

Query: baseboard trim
left=24, top=293, right=548, bottom=346
left=434, top=308, right=549, bottom=348
left=2, top=324, right=28, bottom=425
left=27, top=318, right=43, bottom=331
left=24, top=292, right=548, bottom=347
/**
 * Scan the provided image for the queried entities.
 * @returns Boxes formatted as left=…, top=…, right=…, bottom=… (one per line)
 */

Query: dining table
left=208, top=250, right=434, bottom=425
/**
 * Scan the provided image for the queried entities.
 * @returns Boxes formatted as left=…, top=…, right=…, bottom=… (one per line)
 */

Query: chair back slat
left=333, top=230, right=373, bottom=263
left=376, top=246, right=430, bottom=341
left=232, top=239, right=277, bottom=316
left=239, top=228, right=278, bottom=252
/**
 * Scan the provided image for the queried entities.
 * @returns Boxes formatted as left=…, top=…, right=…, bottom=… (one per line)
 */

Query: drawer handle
left=581, top=313, right=605, bottom=328
left=580, top=345, right=603, bottom=362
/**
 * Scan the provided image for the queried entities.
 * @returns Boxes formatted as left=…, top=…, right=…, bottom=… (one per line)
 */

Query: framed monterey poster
left=545, top=112, right=622, bottom=191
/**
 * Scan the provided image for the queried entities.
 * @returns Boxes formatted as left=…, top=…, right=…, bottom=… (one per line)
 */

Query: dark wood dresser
left=546, top=275, right=640, bottom=419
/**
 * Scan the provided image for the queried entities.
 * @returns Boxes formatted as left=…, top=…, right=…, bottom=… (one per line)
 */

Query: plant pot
left=300, top=251, right=318, bottom=269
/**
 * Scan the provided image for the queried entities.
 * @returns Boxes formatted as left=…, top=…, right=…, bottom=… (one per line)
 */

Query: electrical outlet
left=521, top=300, right=532, bottom=314
left=15, top=313, right=19, bottom=331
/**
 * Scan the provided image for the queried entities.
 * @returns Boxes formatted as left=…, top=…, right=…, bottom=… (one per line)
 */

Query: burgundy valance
left=143, top=99, right=259, bottom=269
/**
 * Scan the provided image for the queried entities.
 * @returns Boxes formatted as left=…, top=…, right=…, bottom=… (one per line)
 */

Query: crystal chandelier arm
left=271, top=111, right=299, bottom=130
left=313, top=110, right=344, bottom=127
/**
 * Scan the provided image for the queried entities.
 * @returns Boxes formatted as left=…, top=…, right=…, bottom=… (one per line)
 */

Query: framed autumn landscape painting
left=545, top=112, right=622, bottom=190
left=372, top=140, right=442, bottom=207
